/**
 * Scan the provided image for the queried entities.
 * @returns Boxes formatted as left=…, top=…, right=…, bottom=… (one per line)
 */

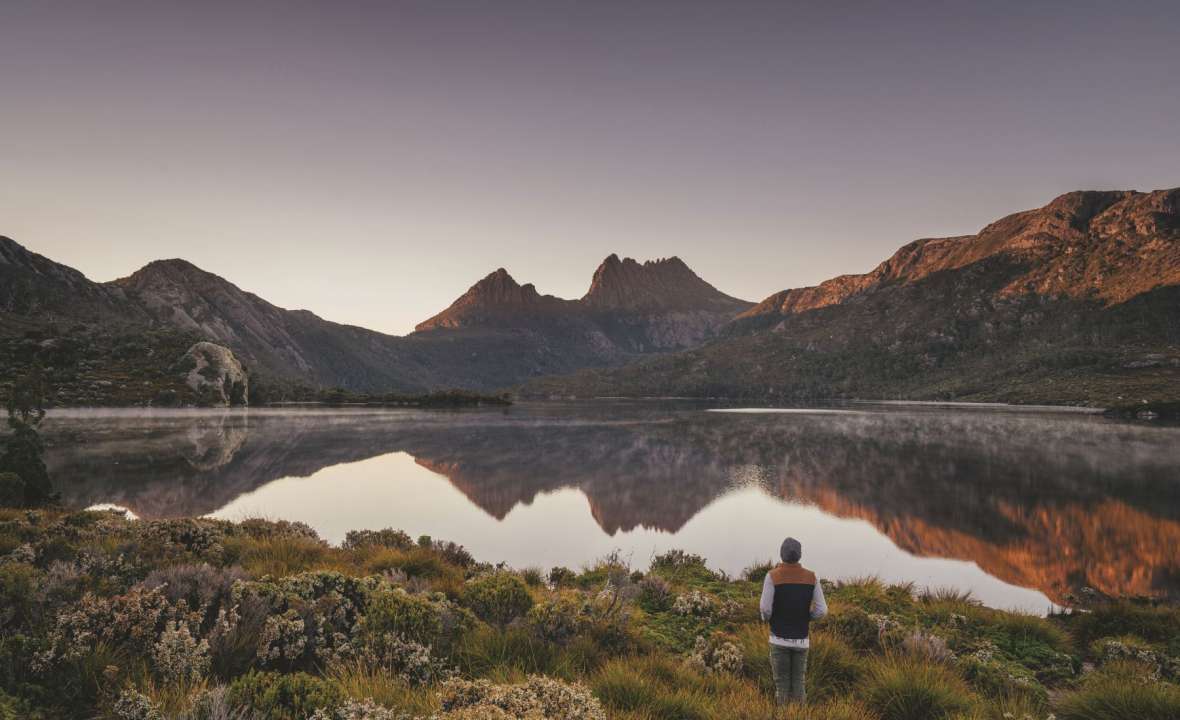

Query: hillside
left=1, top=241, right=751, bottom=403
left=524, top=188, right=1180, bottom=407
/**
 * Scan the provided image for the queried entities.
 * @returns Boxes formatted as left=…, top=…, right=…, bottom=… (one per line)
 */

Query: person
left=759, top=536, right=827, bottom=705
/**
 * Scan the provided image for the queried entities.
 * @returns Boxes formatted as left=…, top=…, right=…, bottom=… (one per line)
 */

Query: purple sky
left=2, top=1, right=1178, bottom=335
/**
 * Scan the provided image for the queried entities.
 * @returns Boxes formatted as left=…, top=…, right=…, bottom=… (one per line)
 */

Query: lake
left=41, top=400, right=1180, bottom=613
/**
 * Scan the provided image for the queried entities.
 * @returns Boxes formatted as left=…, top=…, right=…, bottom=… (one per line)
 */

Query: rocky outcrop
left=178, top=342, right=248, bottom=406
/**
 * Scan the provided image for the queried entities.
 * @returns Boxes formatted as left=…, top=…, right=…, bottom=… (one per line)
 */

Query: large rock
left=178, top=342, right=248, bottom=406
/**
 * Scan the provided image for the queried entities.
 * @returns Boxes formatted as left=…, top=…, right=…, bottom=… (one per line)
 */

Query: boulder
left=177, top=342, right=248, bottom=407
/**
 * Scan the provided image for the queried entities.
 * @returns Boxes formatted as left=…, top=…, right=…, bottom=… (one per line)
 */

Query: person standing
left=759, top=536, right=827, bottom=705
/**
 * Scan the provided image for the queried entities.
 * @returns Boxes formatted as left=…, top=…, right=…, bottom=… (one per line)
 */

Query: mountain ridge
left=526, top=187, right=1180, bottom=407
left=1, top=241, right=752, bottom=401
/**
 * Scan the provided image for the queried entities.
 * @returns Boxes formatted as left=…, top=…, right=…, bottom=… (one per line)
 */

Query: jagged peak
left=582, top=253, right=749, bottom=311
left=415, top=266, right=567, bottom=331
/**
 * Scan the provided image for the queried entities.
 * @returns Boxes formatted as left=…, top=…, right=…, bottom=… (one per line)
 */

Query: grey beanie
left=781, top=537, right=802, bottom=563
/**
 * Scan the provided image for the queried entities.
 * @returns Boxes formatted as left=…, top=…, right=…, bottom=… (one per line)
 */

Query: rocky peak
left=581, top=254, right=750, bottom=312
left=415, top=268, right=570, bottom=331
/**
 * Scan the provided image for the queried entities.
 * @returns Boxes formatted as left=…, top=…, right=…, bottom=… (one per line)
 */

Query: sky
left=2, top=1, right=1178, bottom=336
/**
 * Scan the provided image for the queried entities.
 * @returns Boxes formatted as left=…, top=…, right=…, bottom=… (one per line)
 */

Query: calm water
left=41, top=401, right=1180, bottom=613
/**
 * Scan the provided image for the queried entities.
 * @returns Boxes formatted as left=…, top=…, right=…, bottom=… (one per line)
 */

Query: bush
left=460, top=573, right=534, bottom=627
left=637, top=575, right=673, bottom=612
left=0, top=562, right=37, bottom=631
left=360, top=586, right=471, bottom=663
left=0, top=473, right=24, bottom=507
left=685, top=634, right=743, bottom=675
left=525, top=593, right=589, bottom=645
left=548, top=566, right=576, bottom=588
left=806, top=633, right=869, bottom=703
left=440, top=675, right=606, bottom=720
left=0, top=425, right=51, bottom=506
left=863, top=654, right=976, bottom=720
left=742, top=560, right=774, bottom=584
left=342, top=528, right=412, bottom=551
left=140, top=563, right=247, bottom=618
left=227, top=670, right=343, bottom=720
left=1055, top=660, right=1180, bottom=720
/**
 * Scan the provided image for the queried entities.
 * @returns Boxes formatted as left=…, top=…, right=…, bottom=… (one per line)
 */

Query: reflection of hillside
left=43, top=404, right=1180, bottom=603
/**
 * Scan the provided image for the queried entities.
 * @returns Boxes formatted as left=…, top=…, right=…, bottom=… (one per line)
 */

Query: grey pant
left=768, top=645, right=808, bottom=704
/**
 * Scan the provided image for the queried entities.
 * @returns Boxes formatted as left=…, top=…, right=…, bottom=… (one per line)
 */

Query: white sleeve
left=810, top=578, right=828, bottom=620
left=759, top=572, right=775, bottom=621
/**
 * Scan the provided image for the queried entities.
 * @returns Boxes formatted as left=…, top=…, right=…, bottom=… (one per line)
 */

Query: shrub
left=112, top=689, right=163, bottom=720
left=822, top=605, right=888, bottom=650
left=0, top=473, right=24, bottom=508
left=341, top=529, right=412, bottom=551
left=152, top=620, right=211, bottom=682
left=742, top=559, right=774, bottom=584
left=863, top=654, right=976, bottom=720
left=361, top=587, right=446, bottom=647
left=140, top=563, right=247, bottom=619
left=0, top=561, right=37, bottom=631
left=460, top=573, right=534, bottom=627
left=34, top=585, right=196, bottom=670
left=439, top=675, right=606, bottom=720
left=228, top=671, right=343, bottom=720
left=525, top=593, right=589, bottom=645
left=806, top=632, right=869, bottom=703
left=901, top=629, right=954, bottom=663
left=1067, top=601, right=1180, bottom=648
left=548, top=566, right=576, bottom=588
left=685, top=635, right=743, bottom=675
left=1055, top=660, right=1180, bottom=720
left=650, top=549, right=717, bottom=584
left=591, top=657, right=711, bottom=720
left=310, top=699, right=405, bottom=720
left=637, top=575, right=673, bottom=612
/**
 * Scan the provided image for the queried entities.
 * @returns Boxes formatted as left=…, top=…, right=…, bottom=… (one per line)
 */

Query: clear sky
left=2, top=0, right=1178, bottom=335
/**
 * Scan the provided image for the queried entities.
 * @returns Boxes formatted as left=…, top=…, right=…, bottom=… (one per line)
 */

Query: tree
left=1, top=363, right=53, bottom=506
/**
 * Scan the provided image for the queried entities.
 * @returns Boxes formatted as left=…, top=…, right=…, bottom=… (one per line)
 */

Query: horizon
left=3, top=1, right=1179, bottom=335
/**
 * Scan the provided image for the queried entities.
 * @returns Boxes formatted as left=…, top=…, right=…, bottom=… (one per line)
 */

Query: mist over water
left=41, top=401, right=1180, bottom=613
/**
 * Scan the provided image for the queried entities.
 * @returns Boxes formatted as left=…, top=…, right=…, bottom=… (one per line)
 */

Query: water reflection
left=42, top=402, right=1180, bottom=610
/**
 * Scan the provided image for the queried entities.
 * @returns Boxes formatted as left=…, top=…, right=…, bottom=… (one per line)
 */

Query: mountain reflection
left=43, top=403, right=1180, bottom=604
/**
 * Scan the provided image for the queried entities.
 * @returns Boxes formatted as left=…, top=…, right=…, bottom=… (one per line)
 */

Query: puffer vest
left=768, top=562, right=816, bottom=640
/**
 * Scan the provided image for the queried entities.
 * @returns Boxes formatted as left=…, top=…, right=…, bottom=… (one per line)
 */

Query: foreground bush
left=0, top=514, right=1177, bottom=719
left=459, top=572, right=534, bottom=627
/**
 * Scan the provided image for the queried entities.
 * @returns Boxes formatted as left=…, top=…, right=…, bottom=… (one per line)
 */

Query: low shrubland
left=0, top=509, right=1177, bottom=719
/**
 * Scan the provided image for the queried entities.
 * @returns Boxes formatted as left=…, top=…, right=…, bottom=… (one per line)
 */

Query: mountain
left=416, top=268, right=577, bottom=330
left=0, top=236, right=144, bottom=332
left=1, top=239, right=751, bottom=402
left=525, top=188, right=1180, bottom=407
left=109, top=258, right=439, bottom=393
left=582, top=254, right=748, bottom=313
left=417, top=254, right=752, bottom=353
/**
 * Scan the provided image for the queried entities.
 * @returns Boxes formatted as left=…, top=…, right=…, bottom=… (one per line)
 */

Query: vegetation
left=0, top=365, right=54, bottom=506
left=0, top=513, right=1177, bottom=719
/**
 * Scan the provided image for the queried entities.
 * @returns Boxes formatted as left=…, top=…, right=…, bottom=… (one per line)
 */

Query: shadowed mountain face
left=526, top=188, right=1180, bottom=405
left=44, top=403, right=1180, bottom=605
left=1, top=242, right=749, bottom=397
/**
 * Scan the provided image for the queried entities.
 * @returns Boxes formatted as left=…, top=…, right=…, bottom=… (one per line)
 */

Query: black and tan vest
left=768, top=562, right=816, bottom=640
